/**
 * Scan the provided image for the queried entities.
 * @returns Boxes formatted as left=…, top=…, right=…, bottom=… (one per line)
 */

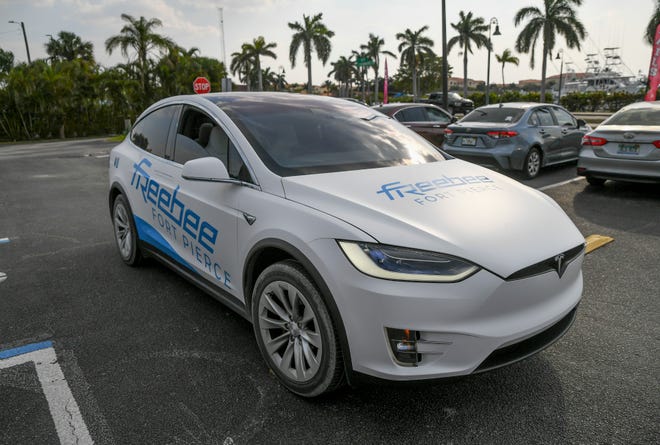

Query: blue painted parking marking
left=0, top=340, right=52, bottom=359
left=1, top=340, right=93, bottom=444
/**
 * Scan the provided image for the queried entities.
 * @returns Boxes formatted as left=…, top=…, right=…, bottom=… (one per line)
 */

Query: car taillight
left=653, top=140, right=660, bottom=148
left=443, top=128, right=453, bottom=135
left=487, top=131, right=518, bottom=139
left=582, top=135, right=608, bottom=146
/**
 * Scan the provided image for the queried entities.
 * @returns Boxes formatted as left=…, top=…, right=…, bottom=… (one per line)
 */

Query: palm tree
left=514, top=0, right=586, bottom=102
left=46, top=31, right=94, bottom=62
left=351, top=49, right=370, bottom=102
left=496, top=49, right=520, bottom=88
left=448, top=11, right=490, bottom=97
left=242, top=36, right=277, bottom=91
left=396, top=26, right=435, bottom=101
left=288, top=13, right=335, bottom=93
left=230, top=46, right=253, bottom=91
left=328, top=56, right=355, bottom=96
left=360, top=34, right=396, bottom=103
left=646, top=0, right=660, bottom=45
left=105, top=14, right=174, bottom=104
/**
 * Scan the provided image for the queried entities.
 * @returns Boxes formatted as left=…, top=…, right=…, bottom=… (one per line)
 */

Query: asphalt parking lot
left=1, top=138, right=658, bottom=444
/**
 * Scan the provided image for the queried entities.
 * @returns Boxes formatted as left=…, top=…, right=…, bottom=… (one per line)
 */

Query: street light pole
left=8, top=20, right=31, bottom=64
left=441, top=0, right=449, bottom=112
left=485, top=17, right=500, bottom=105
left=556, top=49, right=564, bottom=105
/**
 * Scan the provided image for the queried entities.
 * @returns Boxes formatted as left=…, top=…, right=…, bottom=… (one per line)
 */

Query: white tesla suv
left=109, top=93, right=584, bottom=397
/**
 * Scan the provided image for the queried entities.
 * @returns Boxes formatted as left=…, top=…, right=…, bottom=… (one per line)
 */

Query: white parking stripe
left=0, top=342, right=93, bottom=445
left=95, top=154, right=110, bottom=158
left=538, top=176, right=585, bottom=191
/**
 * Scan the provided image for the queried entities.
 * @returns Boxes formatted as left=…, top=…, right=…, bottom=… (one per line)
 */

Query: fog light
left=387, top=328, right=421, bottom=366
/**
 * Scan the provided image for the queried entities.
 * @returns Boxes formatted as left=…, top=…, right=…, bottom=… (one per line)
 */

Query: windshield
left=461, top=107, right=525, bottom=124
left=209, top=95, right=446, bottom=176
left=603, top=107, right=660, bottom=126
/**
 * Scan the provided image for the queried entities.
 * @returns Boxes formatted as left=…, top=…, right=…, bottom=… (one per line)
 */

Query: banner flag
left=645, top=23, right=660, bottom=101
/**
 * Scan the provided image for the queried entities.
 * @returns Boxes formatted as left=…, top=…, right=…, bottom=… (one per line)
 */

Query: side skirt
left=140, top=242, right=250, bottom=321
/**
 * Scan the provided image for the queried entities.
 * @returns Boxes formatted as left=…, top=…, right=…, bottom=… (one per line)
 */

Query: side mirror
left=451, top=116, right=458, bottom=123
left=577, top=119, right=587, bottom=128
left=182, top=157, right=230, bottom=182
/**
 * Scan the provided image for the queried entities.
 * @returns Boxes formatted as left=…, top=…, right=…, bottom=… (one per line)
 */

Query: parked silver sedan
left=578, top=101, right=660, bottom=186
left=443, top=103, right=590, bottom=179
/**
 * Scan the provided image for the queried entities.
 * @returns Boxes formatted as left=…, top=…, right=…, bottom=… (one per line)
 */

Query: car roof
left=144, top=92, right=378, bottom=118
left=619, top=100, right=660, bottom=111
left=476, top=102, right=547, bottom=110
left=372, top=102, right=443, bottom=112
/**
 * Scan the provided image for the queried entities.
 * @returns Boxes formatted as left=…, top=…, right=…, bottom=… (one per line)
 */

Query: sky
left=0, top=0, right=656, bottom=89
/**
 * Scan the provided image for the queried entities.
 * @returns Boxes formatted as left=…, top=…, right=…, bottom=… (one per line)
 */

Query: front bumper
left=578, top=147, right=660, bottom=183
left=309, top=239, right=583, bottom=381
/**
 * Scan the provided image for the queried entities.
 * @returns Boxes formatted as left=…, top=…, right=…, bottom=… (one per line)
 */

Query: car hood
left=281, top=159, right=584, bottom=277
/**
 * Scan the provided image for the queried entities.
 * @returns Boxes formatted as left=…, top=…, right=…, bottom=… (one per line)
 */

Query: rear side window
left=130, top=106, right=177, bottom=157
left=603, top=108, right=660, bottom=126
left=396, top=107, right=427, bottom=122
left=535, top=108, right=555, bottom=126
left=461, top=107, right=524, bottom=123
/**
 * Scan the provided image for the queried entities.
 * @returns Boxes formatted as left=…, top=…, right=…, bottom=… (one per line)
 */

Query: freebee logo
left=130, top=158, right=231, bottom=288
left=376, top=174, right=501, bottom=206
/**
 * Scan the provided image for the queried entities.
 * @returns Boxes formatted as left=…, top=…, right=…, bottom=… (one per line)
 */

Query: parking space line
left=0, top=237, right=10, bottom=244
left=0, top=341, right=93, bottom=445
left=538, top=176, right=585, bottom=191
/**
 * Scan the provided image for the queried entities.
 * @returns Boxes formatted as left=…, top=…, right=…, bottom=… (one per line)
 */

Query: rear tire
left=523, top=147, right=542, bottom=179
left=586, top=176, right=606, bottom=187
left=251, top=260, right=344, bottom=397
left=112, top=194, right=143, bottom=266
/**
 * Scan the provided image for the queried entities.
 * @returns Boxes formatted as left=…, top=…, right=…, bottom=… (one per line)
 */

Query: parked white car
left=109, top=93, right=585, bottom=397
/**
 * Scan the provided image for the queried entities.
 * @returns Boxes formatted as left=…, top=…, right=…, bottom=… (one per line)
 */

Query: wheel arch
left=243, top=238, right=355, bottom=384
left=108, top=182, right=129, bottom=217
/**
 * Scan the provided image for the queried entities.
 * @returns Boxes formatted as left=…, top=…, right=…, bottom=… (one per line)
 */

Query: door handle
left=433, top=124, right=441, bottom=128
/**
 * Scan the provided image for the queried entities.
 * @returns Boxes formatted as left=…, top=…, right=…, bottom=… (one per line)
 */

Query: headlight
left=337, top=241, right=480, bottom=282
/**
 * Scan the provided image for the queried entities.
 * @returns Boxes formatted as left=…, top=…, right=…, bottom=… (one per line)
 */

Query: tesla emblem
left=554, top=253, right=567, bottom=278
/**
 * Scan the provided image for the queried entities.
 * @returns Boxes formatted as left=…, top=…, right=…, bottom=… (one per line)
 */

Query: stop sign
left=193, top=77, right=211, bottom=94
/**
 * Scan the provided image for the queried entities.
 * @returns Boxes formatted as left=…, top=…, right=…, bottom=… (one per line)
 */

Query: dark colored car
left=578, top=101, right=660, bottom=186
left=442, top=102, right=590, bottom=178
left=422, top=92, right=475, bottom=115
left=373, top=103, right=455, bottom=147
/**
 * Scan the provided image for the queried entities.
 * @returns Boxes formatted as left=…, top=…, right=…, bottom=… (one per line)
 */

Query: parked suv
left=109, top=93, right=584, bottom=397
left=422, top=92, right=474, bottom=115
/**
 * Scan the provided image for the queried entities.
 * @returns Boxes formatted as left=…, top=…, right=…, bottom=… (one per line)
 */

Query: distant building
left=448, top=76, right=483, bottom=90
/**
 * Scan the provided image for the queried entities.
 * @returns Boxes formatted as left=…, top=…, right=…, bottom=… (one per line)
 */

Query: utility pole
left=8, top=20, right=31, bottom=64
left=485, top=18, right=501, bottom=105
left=218, top=7, right=231, bottom=92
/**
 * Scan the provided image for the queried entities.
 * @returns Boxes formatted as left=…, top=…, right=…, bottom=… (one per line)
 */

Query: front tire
left=523, top=147, right=542, bottom=179
left=112, top=194, right=143, bottom=266
left=251, top=260, right=344, bottom=397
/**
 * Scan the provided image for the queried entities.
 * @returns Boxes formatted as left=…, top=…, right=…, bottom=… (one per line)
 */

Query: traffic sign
left=193, top=76, right=211, bottom=94
left=355, top=57, right=374, bottom=67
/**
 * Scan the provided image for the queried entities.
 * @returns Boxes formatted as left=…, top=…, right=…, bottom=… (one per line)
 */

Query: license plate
left=461, top=136, right=477, bottom=146
left=617, top=143, right=639, bottom=154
